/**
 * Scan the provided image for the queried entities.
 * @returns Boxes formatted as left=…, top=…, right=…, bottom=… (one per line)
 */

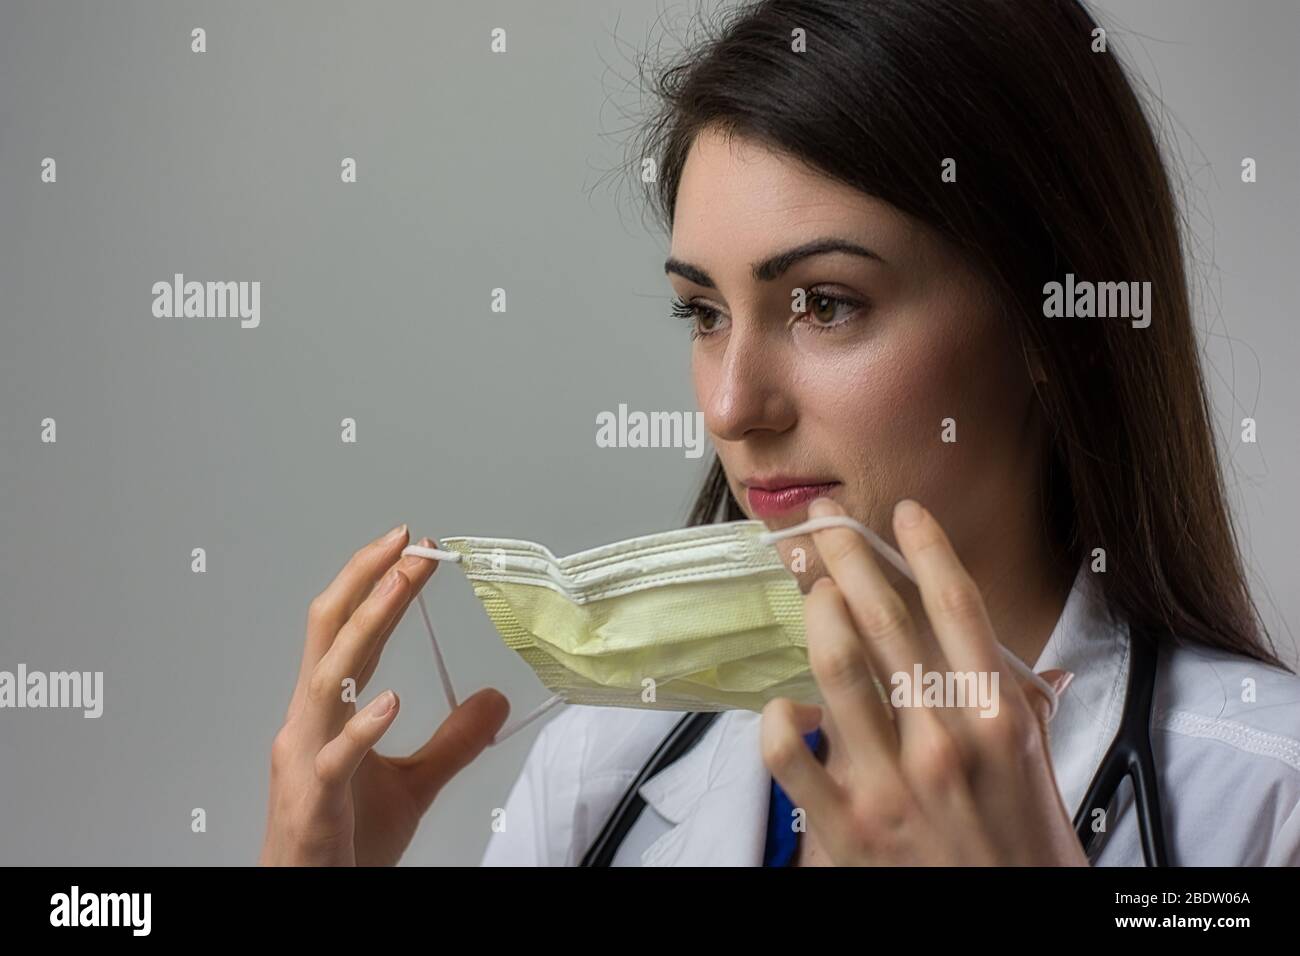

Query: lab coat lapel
left=1032, top=563, right=1130, bottom=820
left=636, top=709, right=770, bottom=866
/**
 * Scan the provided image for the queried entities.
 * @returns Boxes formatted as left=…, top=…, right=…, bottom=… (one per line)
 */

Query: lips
left=745, top=478, right=840, bottom=518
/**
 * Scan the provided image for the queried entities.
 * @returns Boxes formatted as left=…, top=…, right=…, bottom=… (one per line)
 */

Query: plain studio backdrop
left=0, top=0, right=1295, bottom=865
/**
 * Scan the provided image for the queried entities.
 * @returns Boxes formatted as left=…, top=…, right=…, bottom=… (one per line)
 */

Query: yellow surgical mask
left=403, top=515, right=1055, bottom=745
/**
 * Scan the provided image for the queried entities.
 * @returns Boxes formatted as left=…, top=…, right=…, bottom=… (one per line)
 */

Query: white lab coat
left=480, top=566, right=1300, bottom=866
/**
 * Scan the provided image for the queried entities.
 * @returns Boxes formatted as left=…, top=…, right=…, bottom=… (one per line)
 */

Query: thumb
left=395, top=687, right=511, bottom=811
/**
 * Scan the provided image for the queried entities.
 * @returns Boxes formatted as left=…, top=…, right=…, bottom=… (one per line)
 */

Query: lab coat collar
left=1031, top=562, right=1130, bottom=820
left=635, top=562, right=1128, bottom=866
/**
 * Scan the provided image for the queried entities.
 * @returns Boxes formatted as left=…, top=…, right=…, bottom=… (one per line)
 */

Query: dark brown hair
left=631, top=0, right=1286, bottom=669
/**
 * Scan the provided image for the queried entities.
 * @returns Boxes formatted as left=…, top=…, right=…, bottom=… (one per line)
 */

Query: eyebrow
left=664, top=237, right=885, bottom=288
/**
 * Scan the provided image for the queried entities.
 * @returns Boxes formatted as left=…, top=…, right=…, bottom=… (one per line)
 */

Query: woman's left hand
left=761, top=496, right=1087, bottom=866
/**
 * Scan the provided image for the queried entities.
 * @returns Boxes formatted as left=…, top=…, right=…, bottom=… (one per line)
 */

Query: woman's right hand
left=259, top=523, right=509, bottom=866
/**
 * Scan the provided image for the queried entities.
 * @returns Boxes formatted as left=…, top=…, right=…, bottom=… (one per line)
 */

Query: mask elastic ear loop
left=402, top=542, right=567, bottom=745
left=758, top=515, right=1059, bottom=722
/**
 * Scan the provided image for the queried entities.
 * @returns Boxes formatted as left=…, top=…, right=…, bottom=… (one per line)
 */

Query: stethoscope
left=581, top=631, right=1168, bottom=866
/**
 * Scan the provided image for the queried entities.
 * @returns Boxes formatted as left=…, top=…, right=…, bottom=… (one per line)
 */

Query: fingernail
left=895, top=499, right=924, bottom=528
left=384, top=523, right=408, bottom=544
left=377, top=568, right=404, bottom=596
left=368, top=690, right=397, bottom=719
left=808, top=497, right=840, bottom=518
left=1050, top=671, right=1076, bottom=697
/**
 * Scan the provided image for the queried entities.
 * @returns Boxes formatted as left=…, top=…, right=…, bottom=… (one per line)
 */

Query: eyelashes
left=670, top=290, right=867, bottom=340
left=669, top=297, right=719, bottom=340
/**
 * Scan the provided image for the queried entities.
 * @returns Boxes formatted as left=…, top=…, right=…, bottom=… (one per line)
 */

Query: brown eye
left=798, top=290, right=864, bottom=333
left=810, top=295, right=837, bottom=325
left=670, top=297, right=727, bottom=339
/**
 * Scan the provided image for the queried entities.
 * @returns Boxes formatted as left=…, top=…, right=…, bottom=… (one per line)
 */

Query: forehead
left=670, top=127, right=917, bottom=261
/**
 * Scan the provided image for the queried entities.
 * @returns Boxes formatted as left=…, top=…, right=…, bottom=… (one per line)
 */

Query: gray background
left=0, top=0, right=1295, bottom=865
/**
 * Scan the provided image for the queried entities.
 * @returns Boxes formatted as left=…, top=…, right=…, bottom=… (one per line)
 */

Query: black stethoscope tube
left=1071, top=630, right=1169, bottom=866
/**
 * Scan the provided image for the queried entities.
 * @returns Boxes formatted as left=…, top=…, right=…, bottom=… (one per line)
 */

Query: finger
left=290, top=523, right=411, bottom=719
left=805, top=497, right=945, bottom=684
left=306, top=524, right=411, bottom=659
left=804, top=576, right=900, bottom=774
left=1003, top=669, right=1077, bottom=828
left=390, top=688, right=511, bottom=812
left=760, top=697, right=853, bottom=852
left=355, top=538, right=441, bottom=690
left=301, top=566, right=411, bottom=744
left=891, top=500, right=1003, bottom=676
left=313, top=690, right=400, bottom=808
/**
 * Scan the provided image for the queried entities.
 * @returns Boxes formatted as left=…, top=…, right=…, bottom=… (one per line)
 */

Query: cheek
left=799, top=344, right=942, bottom=498
left=799, top=313, right=1022, bottom=514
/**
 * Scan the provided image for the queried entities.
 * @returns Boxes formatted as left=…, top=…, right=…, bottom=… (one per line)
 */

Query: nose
left=700, top=318, right=796, bottom=442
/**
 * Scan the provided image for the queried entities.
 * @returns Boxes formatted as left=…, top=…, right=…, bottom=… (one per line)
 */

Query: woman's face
left=666, top=127, right=1043, bottom=591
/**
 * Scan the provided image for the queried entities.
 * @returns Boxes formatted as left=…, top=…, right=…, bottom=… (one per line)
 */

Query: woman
left=259, top=0, right=1300, bottom=866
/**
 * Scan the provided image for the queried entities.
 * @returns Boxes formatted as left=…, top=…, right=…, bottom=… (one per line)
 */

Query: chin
left=792, top=567, right=826, bottom=595
left=777, top=547, right=824, bottom=593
